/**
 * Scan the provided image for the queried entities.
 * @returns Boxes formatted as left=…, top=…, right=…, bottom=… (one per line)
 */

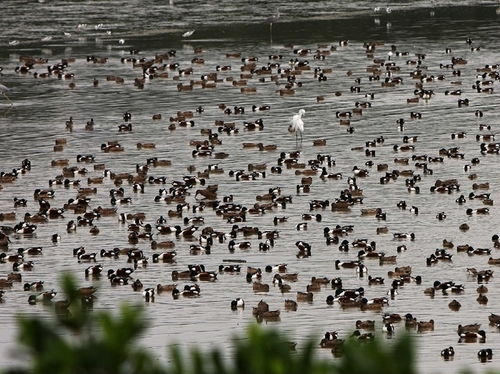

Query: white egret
left=288, top=109, right=305, bottom=144
left=182, top=30, right=195, bottom=38
left=0, top=83, right=12, bottom=106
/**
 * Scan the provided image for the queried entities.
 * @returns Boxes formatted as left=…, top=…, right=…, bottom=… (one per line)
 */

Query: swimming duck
left=335, top=260, right=360, bottom=269
left=356, top=320, right=375, bottom=330
left=417, top=320, right=435, bottom=332
left=458, top=330, right=486, bottom=342
left=85, top=265, right=102, bottom=277
left=297, top=291, right=313, bottom=302
left=23, top=281, right=44, bottom=291
left=441, top=346, right=455, bottom=359
left=383, top=323, right=395, bottom=334
left=28, top=290, right=57, bottom=305
left=142, top=288, right=155, bottom=302
left=230, top=298, right=245, bottom=310
left=477, top=349, right=493, bottom=361
left=252, top=282, right=270, bottom=293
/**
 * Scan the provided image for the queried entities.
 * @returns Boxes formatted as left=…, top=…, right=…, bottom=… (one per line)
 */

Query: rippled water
left=1, top=2, right=500, bottom=373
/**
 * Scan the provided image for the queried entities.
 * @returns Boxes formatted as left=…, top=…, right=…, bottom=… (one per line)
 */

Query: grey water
left=1, top=1, right=500, bottom=373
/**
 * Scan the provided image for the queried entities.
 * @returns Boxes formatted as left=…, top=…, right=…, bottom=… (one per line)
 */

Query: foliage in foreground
left=4, top=274, right=420, bottom=374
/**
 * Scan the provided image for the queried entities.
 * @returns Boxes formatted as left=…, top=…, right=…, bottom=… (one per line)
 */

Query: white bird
left=288, top=109, right=305, bottom=144
left=182, top=30, right=195, bottom=38
left=0, top=83, right=12, bottom=106
left=118, top=39, right=125, bottom=45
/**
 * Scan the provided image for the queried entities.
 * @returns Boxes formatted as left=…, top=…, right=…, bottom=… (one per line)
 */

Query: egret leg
left=2, top=93, right=12, bottom=106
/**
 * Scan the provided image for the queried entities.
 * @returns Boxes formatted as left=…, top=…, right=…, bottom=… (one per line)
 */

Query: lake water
left=1, top=1, right=500, bottom=373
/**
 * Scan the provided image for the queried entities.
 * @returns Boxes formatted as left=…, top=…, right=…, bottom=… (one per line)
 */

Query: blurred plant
left=5, top=274, right=164, bottom=374
left=169, top=325, right=334, bottom=374
left=334, top=334, right=416, bottom=374
left=4, top=274, right=419, bottom=374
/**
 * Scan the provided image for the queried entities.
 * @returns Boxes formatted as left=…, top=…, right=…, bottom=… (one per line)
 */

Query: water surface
left=1, top=2, right=500, bottom=373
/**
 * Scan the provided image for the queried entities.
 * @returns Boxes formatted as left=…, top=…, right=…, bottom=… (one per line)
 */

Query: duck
left=379, top=255, right=397, bottom=264
left=319, top=332, right=343, bottom=348
left=219, top=265, right=241, bottom=273
left=355, top=320, right=375, bottom=330
left=266, top=265, right=288, bottom=275
left=14, top=223, right=37, bottom=234
left=297, top=291, right=313, bottom=302
left=23, top=281, right=44, bottom=291
left=230, top=298, right=245, bottom=310
left=383, top=323, right=395, bottom=334
left=458, top=330, right=486, bottom=342
left=466, top=207, right=489, bottom=215
left=477, top=349, right=493, bottom=361
left=477, top=285, right=488, bottom=293
left=13, top=261, right=34, bottom=271
left=488, top=257, right=500, bottom=265
left=142, top=288, right=155, bottom=301
left=448, top=300, right=461, bottom=311
left=417, top=320, right=435, bottom=332
left=457, top=324, right=481, bottom=334
left=252, top=300, right=269, bottom=316
left=108, top=268, right=134, bottom=278
left=195, top=271, right=217, bottom=281
left=356, top=264, right=368, bottom=275
left=23, top=213, right=48, bottom=224
left=28, top=290, right=57, bottom=304
left=393, top=232, right=415, bottom=240
left=334, top=287, right=364, bottom=299
left=335, top=260, right=360, bottom=269
left=256, top=310, right=281, bottom=322
left=252, top=282, right=270, bottom=293
left=367, top=275, right=384, bottom=285
left=489, top=313, right=500, bottom=325
left=0, top=253, right=24, bottom=262
left=352, top=166, right=369, bottom=177
left=84, top=265, right=102, bottom=277
left=0, top=279, right=14, bottom=288
left=441, top=346, right=455, bottom=359
left=311, top=276, right=329, bottom=286
left=171, top=270, right=193, bottom=281
left=284, top=299, right=298, bottom=311
left=477, top=294, right=488, bottom=304
left=228, top=240, right=251, bottom=251
left=178, top=284, right=200, bottom=298
left=130, top=279, right=143, bottom=291
left=77, top=251, right=97, bottom=262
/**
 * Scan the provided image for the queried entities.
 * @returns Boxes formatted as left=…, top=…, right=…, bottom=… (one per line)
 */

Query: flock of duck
left=1, top=35, right=500, bottom=367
